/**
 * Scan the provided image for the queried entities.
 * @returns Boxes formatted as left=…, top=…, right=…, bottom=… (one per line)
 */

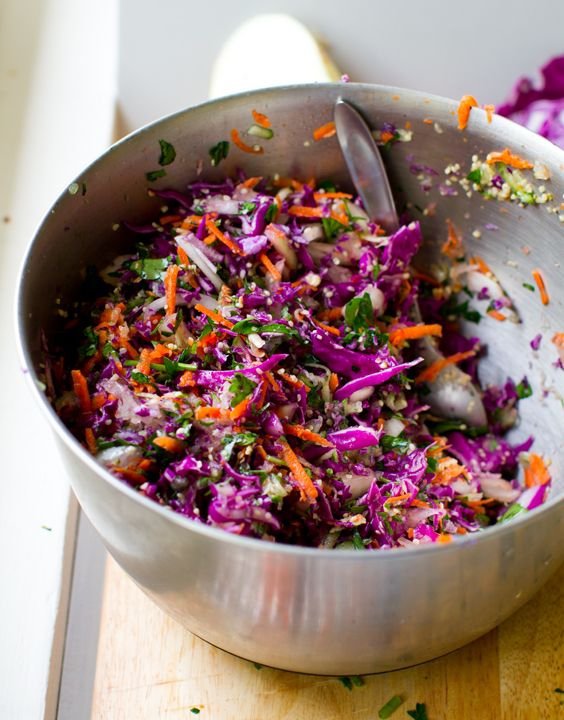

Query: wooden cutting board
left=91, top=556, right=564, bottom=720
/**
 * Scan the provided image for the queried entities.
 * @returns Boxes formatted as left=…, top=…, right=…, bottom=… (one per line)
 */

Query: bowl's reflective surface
left=17, top=84, right=564, bottom=673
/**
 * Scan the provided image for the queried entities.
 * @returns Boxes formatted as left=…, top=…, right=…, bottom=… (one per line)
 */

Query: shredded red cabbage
left=50, top=174, right=549, bottom=549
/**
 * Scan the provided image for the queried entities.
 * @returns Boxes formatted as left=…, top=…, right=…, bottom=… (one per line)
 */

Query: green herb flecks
left=158, top=139, right=176, bottom=166
left=378, top=694, right=404, bottom=718
left=351, top=531, right=365, bottom=551
left=322, top=216, right=347, bottom=240
left=522, top=282, right=535, bottom=292
left=240, top=201, right=256, bottom=215
left=516, top=377, right=533, bottom=399
left=221, top=432, right=258, bottom=461
left=229, top=373, right=257, bottom=406
left=265, top=203, right=278, bottom=223
left=231, top=318, right=298, bottom=337
left=129, top=257, right=169, bottom=280
left=380, top=434, right=411, bottom=454
left=338, top=675, right=365, bottom=690
left=440, top=297, right=481, bottom=324
left=209, top=140, right=230, bottom=167
left=146, top=169, right=167, bottom=182
left=499, top=503, right=527, bottom=523
left=131, top=370, right=152, bottom=384
left=344, top=292, right=374, bottom=332
left=407, top=702, right=429, bottom=720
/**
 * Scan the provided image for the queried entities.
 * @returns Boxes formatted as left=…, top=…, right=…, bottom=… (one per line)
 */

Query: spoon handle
left=334, top=99, right=399, bottom=233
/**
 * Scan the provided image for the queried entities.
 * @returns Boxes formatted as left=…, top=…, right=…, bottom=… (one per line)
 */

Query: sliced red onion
left=177, top=234, right=223, bottom=290
left=334, top=357, right=423, bottom=400
left=477, top=472, right=520, bottom=503
left=327, top=426, right=383, bottom=451
left=517, top=484, right=548, bottom=510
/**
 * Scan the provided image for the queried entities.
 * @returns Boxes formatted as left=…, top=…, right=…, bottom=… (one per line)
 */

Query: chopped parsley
left=229, top=373, right=257, bottom=406
left=407, top=702, right=429, bottom=720
left=344, top=292, right=374, bottom=331
left=515, top=377, right=533, bottom=399
left=146, top=169, right=167, bottom=182
left=209, top=140, right=230, bottom=167
left=158, top=139, right=176, bottom=166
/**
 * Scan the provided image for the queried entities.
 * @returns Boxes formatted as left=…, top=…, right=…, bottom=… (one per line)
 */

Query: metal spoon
left=334, top=98, right=487, bottom=427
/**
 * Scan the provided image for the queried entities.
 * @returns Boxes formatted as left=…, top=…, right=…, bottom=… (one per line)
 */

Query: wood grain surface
left=91, top=557, right=564, bottom=720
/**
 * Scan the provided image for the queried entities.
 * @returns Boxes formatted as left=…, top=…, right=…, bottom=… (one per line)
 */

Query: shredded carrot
left=71, top=369, right=92, bottom=412
left=457, top=95, right=478, bottom=130
left=194, top=302, right=234, bottom=329
left=330, top=209, right=349, bottom=226
left=159, top=214, right=182, bottom=225
left=313, top=319, right=341, bottom=337
left=95, top=302, right=125, bottom=330
left=177, top=245, right=189, bottom=266
left=180, top=214, right=210, bottom=230
left=436, top=534, right=453, bottom=544
left=442, top=219, right=464, bottom=259
left=486, top=148, right=533, bottom=170
left=251, top=110, right=271, bottom=128
left=384, top=493, right=412, bottom=505
left=264, top=371, right=281, bottom=393
left=389, top=323, right=442, bottom=346
left=313, top=191, right=352, bottom=201
left=312, top=121, right=336, bottom=141
left=164, top=264, right=179, bottom=316
left=152, top=436, right=185, bottom=453
left=318, top=307, right=343, bottom=321
left=423, top=118, right=434, bottom=125
left=195, top=406, right=229, bottom=421
left=380, top=130, right=395, bottom=143
left=230, top=396, right=252, bottom=422
left=415, top=350, right=476, bottom=384
left=524, top=453, right=551, bottom=487
left=552, top=332, right=564, bottom=357
left=205, top=218, right=243, bottom=255
left=91, top=392, right=107, bottom=411
left=278, top=371, right=310, bottom=393
left=433, top=457, right=469, bottom=484
left=115, top=468, right=148, bottom=485
left=329, top=372, right=339, bottom=393
left=119, top=336, right=139, bottom=360
left=178, top=370, right=195, bottom=388
left=470, top=255, right=491, bottom=275
left=411, top=498, right=431, bottom=508
left=287, top=205, right=323, bottom=218
left=255, top=444, right=268, bottom=461
left=203, top=233, right=216, bottom=245
left=407, top=527, right=415, bottom=539
left=259, top=252, right=282, bottom=281
left=483, top=104, right=495, bottom=123
left=240, top=175, right=263, bottom=189
left=279, top=438, right=318, bottom=502
left=531, top=268, right=550, bottom=305
left=230, top=127, right=263, bottom=154
left=412, top=270, right=441, bottom=287
left=487, top=309, right=507, bottom=322
left=84, top=427, right=97, bottom=454
left=283, top=424, right=333, bottom=447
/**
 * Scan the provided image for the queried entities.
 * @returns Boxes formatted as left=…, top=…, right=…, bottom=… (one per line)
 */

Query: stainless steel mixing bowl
left=16, top=84, right=564, bottom=674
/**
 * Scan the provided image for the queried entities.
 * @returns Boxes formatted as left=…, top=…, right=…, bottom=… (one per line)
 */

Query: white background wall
left=119, top=0, right=564, bottom=131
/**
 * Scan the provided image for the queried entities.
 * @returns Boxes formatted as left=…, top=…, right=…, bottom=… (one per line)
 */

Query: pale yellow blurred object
left=209, top=14, right=341, bottom=98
